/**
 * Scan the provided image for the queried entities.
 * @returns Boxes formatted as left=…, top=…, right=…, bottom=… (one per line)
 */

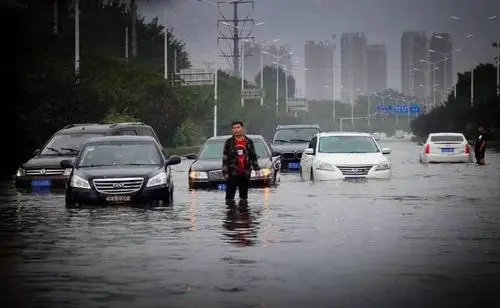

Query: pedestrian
left=474, top=124, right=488, bottom=165
left=222, top=121, right=260, bottom=205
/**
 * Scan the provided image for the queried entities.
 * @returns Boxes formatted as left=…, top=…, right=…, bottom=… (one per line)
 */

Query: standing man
left=222, top=121, right=260, bottom=205
left=474, top=124, right=488, bottom=165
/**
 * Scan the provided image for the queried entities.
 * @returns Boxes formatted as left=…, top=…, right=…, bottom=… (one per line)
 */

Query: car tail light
left=424, top=144, right=430, bottom=154
left=465, top=143, right=470, bottom=154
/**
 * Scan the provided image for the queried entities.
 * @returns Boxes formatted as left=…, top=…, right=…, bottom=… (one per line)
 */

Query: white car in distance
left=300, top=132, right=392, bottom=181
left=419, top=132, right=473, bottom=164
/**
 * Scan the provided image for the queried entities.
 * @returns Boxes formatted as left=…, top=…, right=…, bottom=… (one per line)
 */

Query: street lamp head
left=429, top=49, right=438, bottom=53
left=487, top=15, right=498, bottom=21
left=465, top=33, right=474, bottom=38
left=450, top=15, right=466, bottom=22
left=255, top=22, right=264, bottom=26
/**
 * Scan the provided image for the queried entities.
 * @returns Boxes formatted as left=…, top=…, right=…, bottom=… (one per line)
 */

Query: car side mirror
left=272, top=151, right=281, bottom=157
left=185, top=153, right=196, bottom=160
left=167, top=155, right=182, bottom=166
left=33, top=148, right=41, bottom=156
left=382, top=148, right=392, bottom=155
left=60, top=159, right=74, bottom=168
left=304, top=148, right=314, bottom=155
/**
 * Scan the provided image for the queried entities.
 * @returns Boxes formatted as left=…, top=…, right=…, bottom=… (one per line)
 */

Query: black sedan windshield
left=198, top=139, right=269, bottom=159
left=77, top=142, right=162, bottom=167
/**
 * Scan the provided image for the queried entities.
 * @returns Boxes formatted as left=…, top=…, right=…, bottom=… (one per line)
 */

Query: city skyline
left=139, top=0, right=499, bottom=99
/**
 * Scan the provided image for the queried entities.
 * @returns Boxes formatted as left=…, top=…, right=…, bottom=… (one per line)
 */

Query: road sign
left=287, top=98, right=308, bottom=111
left=177, top=68, right=214, bottom=86
left=241, top=88, right=264, bottom=100
left=377, top=104, right=421, bottom=114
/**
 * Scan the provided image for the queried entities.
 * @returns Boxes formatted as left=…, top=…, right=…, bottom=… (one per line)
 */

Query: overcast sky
left=138, top=0, right=499, bottom=95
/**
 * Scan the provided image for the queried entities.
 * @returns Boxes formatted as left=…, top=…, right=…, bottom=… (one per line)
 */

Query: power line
left=217, top=0, right=255, bottom=76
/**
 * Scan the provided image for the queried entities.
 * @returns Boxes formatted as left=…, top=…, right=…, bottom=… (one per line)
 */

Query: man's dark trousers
left=225, top=174, right=249, bottom=200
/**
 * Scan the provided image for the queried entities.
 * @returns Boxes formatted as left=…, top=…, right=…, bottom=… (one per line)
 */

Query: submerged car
left=61, top=135, right=181, bottom=207
left=300, top=132, right=392, bottom=181
left=15, top=122, right=163, bottom=190
left=186, top=135, right=281, bottom=189
left=419, top=132, right=473, bottom=164
left=270, top=124, right=321, bottom=171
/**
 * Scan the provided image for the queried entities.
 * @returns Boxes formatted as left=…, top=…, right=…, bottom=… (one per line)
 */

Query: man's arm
left=248, top=139, right=260, bottom=171
left=222, top=138, right=231, bottom=178
left=479, top=132, right=488, bottom=151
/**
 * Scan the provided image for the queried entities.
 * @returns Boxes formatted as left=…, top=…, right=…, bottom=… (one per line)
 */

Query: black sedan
left=186, top=135, right=281, bottom=190
left=61, top=135, right=181, bottom=207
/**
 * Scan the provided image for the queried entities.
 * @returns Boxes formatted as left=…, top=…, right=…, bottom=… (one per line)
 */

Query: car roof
left=276, top=124, right=320, bottom=129
left=428, top=132, right=465, bottom=136
left=85, top=135, right=157, bottom=144
left=317, top=131, right=372, bottom=137
left=57, top=122, right=152, bottom=134
left=206, top=134, right=265, bottom=142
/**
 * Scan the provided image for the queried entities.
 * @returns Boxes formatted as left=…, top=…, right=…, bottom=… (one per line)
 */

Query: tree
left=411, top=63, right=500, bottom=139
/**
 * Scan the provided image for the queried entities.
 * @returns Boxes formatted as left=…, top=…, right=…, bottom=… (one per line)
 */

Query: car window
left=273, top=128, right=318, bottom=143
left=308, top=136, right=317, bottom=153
left=198, top=139, right=269, bottom=159
left=430, top=135, right=464, bottom=142
left=78, top=142, right=162, bottom=167
left=120, top=129, right=138, bottom=135
left=318, top=136, right=379, bottom=153
left=41, top=133, right=105, bottom=155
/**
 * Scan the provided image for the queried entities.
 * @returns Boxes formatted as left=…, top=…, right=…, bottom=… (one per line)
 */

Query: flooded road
left=1, top=141, right=500, bottom=308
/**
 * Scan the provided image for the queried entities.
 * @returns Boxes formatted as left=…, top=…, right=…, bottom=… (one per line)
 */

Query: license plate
left=288, top=162, right=300, bottom=169
left=217, top=184, right=226, bottom=191
left=441, top=148, right=454, bottom=153
left=31, top=179, right=51, bottom=187
left=106, top=195, right=131, bottom=202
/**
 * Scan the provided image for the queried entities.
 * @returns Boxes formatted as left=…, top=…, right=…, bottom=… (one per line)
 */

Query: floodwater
left=1, top=141, right=499, bottom=308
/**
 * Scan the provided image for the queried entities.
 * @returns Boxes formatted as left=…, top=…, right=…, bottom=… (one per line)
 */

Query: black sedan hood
left=23, top=155, right=76, bottom=169
left=76, top=165, right=163, bottom=179
left=271, top=142, right=309, bottom=153
left=189, top=158, right=272, bottom=171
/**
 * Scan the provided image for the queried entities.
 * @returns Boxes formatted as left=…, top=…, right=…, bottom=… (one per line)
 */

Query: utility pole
left=217, top=0, right=255, bottom=76
left=131, top=0, right=137, bottom=57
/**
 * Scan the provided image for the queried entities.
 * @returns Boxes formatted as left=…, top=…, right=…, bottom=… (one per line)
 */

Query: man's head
left=478, top=124, right=485, bottom=132
left=231, top=121, right=244, bottom=137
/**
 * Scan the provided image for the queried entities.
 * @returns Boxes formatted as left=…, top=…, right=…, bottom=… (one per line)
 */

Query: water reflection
left=222, top=203, right=259, bottom=247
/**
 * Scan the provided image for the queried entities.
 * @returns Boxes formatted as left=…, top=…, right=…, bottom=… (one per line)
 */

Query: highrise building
left=366, top=44, right=387, bottom=94
left=241, top=43, right=292, bottom=84
left=242, top=41, right=261, bottom=84
left=304, top=40, right=334, bottom=101
left=341, top=32, right=367, bottom=102
left=429, top=33, right=453, bottom=106
left=401, top=31, right=428, bottom=99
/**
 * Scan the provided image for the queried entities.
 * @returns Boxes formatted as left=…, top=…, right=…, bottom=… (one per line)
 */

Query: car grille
left=93, top=177, right=144, bottom=194
left=281, top=152, right=295, bottom=160
left=208, top=170, right=224, bottom=180
left=25, top=168, right=65, bottom=176
left=337, top=165, right=373, bottom=176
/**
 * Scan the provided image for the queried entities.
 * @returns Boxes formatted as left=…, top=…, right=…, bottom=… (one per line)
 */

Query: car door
left=300, top=136, right=317, bottom=178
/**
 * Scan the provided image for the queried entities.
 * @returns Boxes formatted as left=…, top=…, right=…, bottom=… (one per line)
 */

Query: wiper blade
left=61, top=147, right=79, bottom=152
left=273, top=139, right=289, bottom=143
left=46, top=147, right=63, bottom=155
left=289, top=139, right=310, bottom=142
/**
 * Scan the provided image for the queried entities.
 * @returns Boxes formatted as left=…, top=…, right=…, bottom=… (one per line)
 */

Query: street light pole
left=164, top=7, right=168, bottom=80
left=332, top=33, right=336, bottom=127
left=241, top=40, right=245, bottom=106
left=260, top=48, right=264, bottom=106
left=275, top=59, right=279, bottom=114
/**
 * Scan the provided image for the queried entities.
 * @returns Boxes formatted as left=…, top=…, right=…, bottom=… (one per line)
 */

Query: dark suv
left=15, top=122, right=162, bottom=190
left=270, top=124, right=321, bottom=171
